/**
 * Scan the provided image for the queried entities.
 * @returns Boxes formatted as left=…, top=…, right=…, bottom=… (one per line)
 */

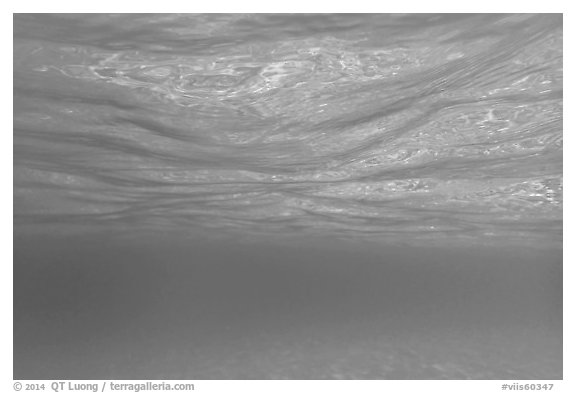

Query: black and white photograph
left=12, top=11, right=563, bottom=383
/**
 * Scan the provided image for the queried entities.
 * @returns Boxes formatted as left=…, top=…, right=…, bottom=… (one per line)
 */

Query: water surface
left=14, top=14, right=562, bottom=245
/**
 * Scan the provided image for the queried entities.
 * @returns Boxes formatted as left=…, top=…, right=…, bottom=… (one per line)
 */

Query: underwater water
left=13, top=14, right=562, bottom=379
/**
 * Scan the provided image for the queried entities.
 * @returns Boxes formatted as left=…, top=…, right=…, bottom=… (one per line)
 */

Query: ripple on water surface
left=13, top=14, right=562, bottom=247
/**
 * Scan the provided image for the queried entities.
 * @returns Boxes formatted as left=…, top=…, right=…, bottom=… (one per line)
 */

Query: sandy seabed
left=13, top=235, right=562, bottom=380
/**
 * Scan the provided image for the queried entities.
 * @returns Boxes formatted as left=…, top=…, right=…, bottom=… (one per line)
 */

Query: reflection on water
left=14, top=14, right=562, bottom=247
left=13, top=14, right=562, bottom=380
